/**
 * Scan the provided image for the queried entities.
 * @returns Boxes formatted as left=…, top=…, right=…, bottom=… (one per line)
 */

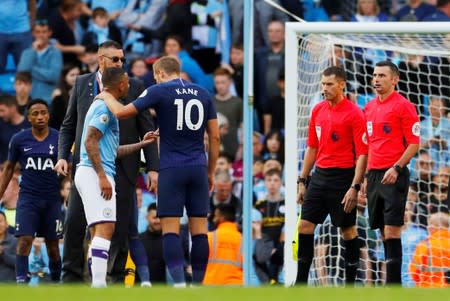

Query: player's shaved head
left=153, top=56, right=181, bottom=75
left=102, top=67, right=127, bottom=88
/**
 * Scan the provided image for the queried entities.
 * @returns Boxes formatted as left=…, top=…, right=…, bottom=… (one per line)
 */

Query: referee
left=364, top=61, right=420, bottom=285
left=295, top=66, right=368, bottom=285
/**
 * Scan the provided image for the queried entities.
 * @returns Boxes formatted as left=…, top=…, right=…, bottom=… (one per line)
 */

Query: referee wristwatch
left=393, top=164, right=402, bottom=174
left=350, top=183, right=361, bottom=191
left=297, top=176, right=307, bottom=185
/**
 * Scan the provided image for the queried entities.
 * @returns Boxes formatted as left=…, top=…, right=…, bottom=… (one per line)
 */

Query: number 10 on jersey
left=174, top=99, right=204, bottom=131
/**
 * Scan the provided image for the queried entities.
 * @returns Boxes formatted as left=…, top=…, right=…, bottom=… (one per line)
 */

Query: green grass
left=0, top=285, right=448, bottom=301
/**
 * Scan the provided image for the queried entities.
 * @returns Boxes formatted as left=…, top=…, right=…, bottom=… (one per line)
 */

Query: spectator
left=203, top=204, right=243, bottom=286
left=81, top=0, right=128, bottom=19
left=229, top=44, right=244, bottom=98
left=228, top=0, right=288, bottom=47
left=352, top=0, right=390, bottom=21
left=17, top=20, right=63, bottom=104
left=409, top=212, right=450, bottom=287
left=0, top=95, right=30, bottom=164
left=78, top=44, right=99, bottom=74
left=427, top=166, right=450, bottom=214
left=0, top=0, right=35, bottom=73
left=81, top=7, right=122, bottom=48
left=164, top=35, right=214, bottom=93
left=119, top=0, right=166, bottom=58
left=395, top=0, right=437, bottom=21
left=0, top=211, right=17, bottom=282
left=50, top=64, right=80, bottom=130
left=263, top=71, right=285, bottom=135
left=254, top=20, right=285, bottom=131
left=401, top=200, right=428, bottom=287
left=49, top=0, right=84, bottom=65
left=208, top=170, right=242, bottom=231
left=213, top=67, right=242, bottom=160
left=261, top=129, right=284, bottom=165
left=356, top=193, right=378, bottom=285
left=139, top=203, right=166, bottom=284
left=423, top=0, right=450, bottom=20
left=420, top=96, right=450, bottom=171
left=129, top=57, right=156, bottom=88
left=14, top=72, right=33, bottom=115
left=0, top=164, right=19, bottom=234
left=254, top=168, right=285, bottom=284
left=215, top=152, right=234, bottom=175
left=411, top=149, right=435, bottom=205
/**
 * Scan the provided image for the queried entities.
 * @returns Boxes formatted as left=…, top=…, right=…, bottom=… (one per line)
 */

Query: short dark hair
left=165, top=35, right=184, bottom=49
left=27, top=99, right=49, bottom=113
left=323, top=66, right=347, bottom=81
left=60, top=0, right=81, bottom=12
left=437, top=0, right=450, bottom=7
left=93, top=7, right=108, bottom=19
left=147, top=202, right=157, bottom=212
left=215, top=204, right=236, bottom=222
left=99, top=40, right=122, bottom=51
left=231, top=43, right=243, bottom=50
left=102, top=67, right=127, bottom=88
left=375, top=60, right=400, bottom=77
left=15, top=72, right=32, bottom=84
left=0, top=95, right=18, bottom=107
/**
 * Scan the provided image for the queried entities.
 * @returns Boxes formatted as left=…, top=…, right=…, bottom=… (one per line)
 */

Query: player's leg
left=158, top=168, right=186, bottom=287
left=91, top=222, right=115, bottom=288
left=186, top=166, right=210, bottom=285
left=15, top=199, right=39, bottom=283
left=75, top=166, right=117, bottom=288
left=42, top=197, right=64, bottom=282
left=341, top=225, right=359, bottom=284
left=45, top=239, right=62, bottom=282
left=379, top=168, right=409, bottom=285
left=62, top=184, right=87, bottom=283
left=128, top=192, right=151, bottom=287
left=295, top=173, right=327, bottom=285
left=16, top=235, right=34, bottom=283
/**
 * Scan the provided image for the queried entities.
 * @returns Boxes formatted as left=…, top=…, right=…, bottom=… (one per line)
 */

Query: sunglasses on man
left=102, top=55, right=126, bottom=63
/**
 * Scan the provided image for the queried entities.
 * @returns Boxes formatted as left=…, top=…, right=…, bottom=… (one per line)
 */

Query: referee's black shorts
left=301, top=167, right=356, bottom=228
left=367, top=167, right=410, bottom=230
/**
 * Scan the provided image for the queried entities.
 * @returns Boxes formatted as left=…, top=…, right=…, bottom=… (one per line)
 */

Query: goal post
left=284, top=22, right=450, bottom=287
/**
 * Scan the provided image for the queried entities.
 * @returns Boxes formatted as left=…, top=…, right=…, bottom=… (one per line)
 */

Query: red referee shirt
left=364, top=91, right=420, bottom=170
left=307, top=98, right=368, bottom=169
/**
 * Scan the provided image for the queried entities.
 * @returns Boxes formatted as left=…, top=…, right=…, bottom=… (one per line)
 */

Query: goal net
left=284, top=22, right=450, bottom=287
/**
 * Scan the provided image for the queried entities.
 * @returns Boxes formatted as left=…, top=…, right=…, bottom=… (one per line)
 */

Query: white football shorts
left=74, top=165, right=116, bottom=226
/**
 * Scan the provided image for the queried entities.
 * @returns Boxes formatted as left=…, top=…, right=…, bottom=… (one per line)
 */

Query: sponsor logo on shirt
left=100, top=114, right=109, bottom=124
left=367, top=121, right=373, bottom=136
left=315, top=126, right=321, bottom=140
left=412, top=122, right=420, bottom=137
left=362, top=133, right=368, bottom=145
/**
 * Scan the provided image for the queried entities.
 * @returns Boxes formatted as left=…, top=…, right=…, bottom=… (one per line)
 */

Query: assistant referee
left=295, top=66, right=368, bottom=285
left=364, top=60, right=420, bottom=285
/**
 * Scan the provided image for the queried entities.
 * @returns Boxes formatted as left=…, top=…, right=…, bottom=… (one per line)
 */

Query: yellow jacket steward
left=409, top=229, right=450, bottom=288
left=203, top=222, right=243, bottom=285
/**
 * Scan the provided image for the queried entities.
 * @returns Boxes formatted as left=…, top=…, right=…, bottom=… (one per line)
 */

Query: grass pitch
left=0, top=285, right=448, bottom=301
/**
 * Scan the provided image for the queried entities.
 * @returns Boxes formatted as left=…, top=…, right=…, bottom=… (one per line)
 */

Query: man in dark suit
left=54, top=40, right=159, bottom=283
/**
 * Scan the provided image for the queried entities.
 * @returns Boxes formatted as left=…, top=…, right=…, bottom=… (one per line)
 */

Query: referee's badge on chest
left=315, top=126, right=321, bottom=140
left=367, top=121, right=373, bottom=136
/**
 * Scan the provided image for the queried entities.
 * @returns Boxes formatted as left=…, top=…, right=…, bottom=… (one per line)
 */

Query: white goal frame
left=284, top=22, right=450, bottom=287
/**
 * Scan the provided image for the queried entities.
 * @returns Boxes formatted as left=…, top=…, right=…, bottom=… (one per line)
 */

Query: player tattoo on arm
left=85, top=127, right=107, bottom=178
left=0, top=161, right=15, bottom=200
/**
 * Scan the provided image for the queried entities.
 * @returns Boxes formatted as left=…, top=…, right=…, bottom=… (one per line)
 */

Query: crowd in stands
left=0, top=0, right=449, bottom=287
